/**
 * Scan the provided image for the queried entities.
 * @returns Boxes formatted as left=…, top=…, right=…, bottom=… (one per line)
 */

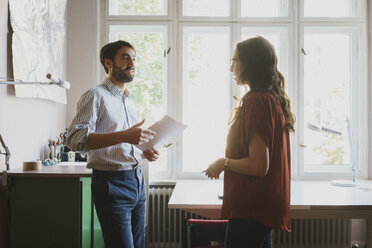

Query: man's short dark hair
left=100, top=40, right=136, bottom=74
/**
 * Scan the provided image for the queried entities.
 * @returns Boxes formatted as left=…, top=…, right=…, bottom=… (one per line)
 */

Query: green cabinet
left=9, top=176, right=104, bottom=248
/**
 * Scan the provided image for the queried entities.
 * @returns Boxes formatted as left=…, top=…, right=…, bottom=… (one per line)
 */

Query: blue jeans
left=92, top=167, right=146, bottom=248
left=225, top=218, right=273, bottom=248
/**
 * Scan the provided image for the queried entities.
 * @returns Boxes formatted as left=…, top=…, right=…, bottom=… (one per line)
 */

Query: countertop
left=5, top=162, right=91, bottom=178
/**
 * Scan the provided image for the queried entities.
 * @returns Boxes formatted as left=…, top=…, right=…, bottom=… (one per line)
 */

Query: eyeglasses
left=230, top=58, right=239, bottom=67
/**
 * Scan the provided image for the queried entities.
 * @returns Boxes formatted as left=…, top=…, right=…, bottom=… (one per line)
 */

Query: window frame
left=101, top=0, right=368, bottom=180
left=178, top=22, right=233, bottom=178
left=296, top=0, right=368, bottom=179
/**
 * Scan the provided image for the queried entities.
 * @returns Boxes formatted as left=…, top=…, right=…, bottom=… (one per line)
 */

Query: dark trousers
left=92, top=167, right=146, bottom=248
left=225, top=218, right=273, bottom=248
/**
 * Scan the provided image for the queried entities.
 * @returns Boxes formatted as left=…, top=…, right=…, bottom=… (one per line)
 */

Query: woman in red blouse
left=205, top=36, right=295, bottom=247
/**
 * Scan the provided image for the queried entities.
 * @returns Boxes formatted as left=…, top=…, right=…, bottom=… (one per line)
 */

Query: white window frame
left=178, top=23, right=232, bottom=178
left=295, top=0, right=368, bottom=180
left=100, top=0, right=368, bottom=180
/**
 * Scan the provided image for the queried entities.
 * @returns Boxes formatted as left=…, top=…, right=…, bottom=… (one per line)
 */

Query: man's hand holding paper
left=135, top=115, right=187, bottom=152
left=125, top=119, right=156, bottom=145
left=142, top=148, right=160, bottom=162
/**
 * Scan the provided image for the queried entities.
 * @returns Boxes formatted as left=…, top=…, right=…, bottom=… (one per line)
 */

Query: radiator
left=147, top=184, right=352, bottom=248
left=273, top=218, right=351, bottom=248
left=147, top=185, right=203, bottom=248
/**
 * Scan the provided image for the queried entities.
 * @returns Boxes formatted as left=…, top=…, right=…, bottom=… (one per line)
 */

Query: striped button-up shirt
left=66, top=78, right=142, bottom=171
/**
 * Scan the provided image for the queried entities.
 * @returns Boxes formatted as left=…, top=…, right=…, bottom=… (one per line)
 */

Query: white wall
left=369, top=0, right=372, bottom=180
left=0, top=0, right=66, bottom=170
left=66, top=0, right=100, bottom=125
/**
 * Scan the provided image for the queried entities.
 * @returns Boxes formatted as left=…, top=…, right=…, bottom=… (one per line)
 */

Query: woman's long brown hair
left=230, top=36, right=296, bottom=132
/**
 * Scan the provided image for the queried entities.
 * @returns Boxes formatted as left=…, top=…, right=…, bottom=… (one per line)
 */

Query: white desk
left=168, top=180, right=372, bottom=247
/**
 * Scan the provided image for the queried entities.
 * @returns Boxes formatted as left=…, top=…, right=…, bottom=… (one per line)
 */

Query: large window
left=102, top=0, right=368, bottom=179
left=181, top=26, right=230, bottom=174
left=298, top=0, right=367, bottom=179
left=108, top=24, right=169, bottom=172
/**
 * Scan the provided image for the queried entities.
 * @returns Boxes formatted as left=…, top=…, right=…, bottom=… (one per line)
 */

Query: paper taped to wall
left=135, top=115, right=187, bottom=151
left=9, top=0, right=67, bottom=104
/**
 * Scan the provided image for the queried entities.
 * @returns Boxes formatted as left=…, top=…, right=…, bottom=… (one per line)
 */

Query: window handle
left=299, top=144, right=307, bottom=148
left=301, top=48, right=307, bottom=56
left=164, top=47, right=171, bottom=57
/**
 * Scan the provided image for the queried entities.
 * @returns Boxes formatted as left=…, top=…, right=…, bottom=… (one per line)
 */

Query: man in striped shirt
left=67, top=40, right=159, bottom=248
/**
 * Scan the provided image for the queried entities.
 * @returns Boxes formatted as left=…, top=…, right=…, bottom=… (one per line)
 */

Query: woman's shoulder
left=244, top=91, right=278, bottom=106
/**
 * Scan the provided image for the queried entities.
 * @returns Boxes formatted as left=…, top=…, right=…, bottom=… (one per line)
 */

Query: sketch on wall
left=8, top=0, right=68, bottom=104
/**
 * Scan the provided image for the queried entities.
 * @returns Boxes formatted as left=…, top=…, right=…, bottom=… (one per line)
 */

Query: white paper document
left=135, top=115, right=187, bottom=151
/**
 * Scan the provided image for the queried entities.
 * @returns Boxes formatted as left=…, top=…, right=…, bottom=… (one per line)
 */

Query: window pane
left=241, top=0, right=289, bottom=17
left=240, top=27, right=289, bottom=97
left=183, top=0, right=229, bottom=17
left=303, top=29, right=352, bottom=168
left=182, top=26, right=230, bottom=172
left=304, top=0, right=360, bottom=17
left=109, top=0, right=167, bottom=16
left=109, top=25, right=168, bottom=172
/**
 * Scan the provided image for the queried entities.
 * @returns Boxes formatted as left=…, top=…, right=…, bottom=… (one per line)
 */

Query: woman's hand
left=142, top=147, right=159, bottom=162
left=205, top=158, right=225, bottom=179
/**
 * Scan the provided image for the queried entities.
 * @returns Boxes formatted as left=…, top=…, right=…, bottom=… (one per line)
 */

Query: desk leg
left=368, top=218, right=372, bottom=248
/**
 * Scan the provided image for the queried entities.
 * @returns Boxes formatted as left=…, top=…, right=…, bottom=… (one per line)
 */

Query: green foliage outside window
left=117, top=33, right=165, bottom=124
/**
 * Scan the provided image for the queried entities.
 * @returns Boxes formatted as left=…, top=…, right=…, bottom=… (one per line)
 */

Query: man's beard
left=112, top=63, right=134, bottom=83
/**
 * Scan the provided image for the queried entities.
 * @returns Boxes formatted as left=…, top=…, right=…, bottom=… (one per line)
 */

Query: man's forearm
left=87, top=131, right=125, bottom=150
left=87, top=122, right=155, bottom=150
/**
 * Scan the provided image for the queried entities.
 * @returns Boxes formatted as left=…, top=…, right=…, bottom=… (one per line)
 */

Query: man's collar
left=104, top=78, right=130, bottom=97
